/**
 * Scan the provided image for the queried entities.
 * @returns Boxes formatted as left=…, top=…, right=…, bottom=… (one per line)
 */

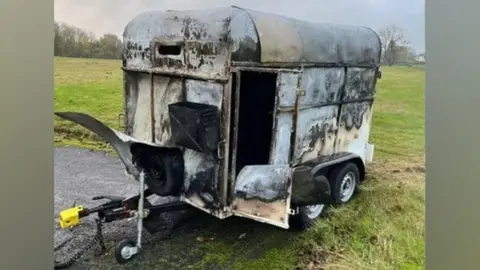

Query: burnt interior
left=234, top=71, right=277, bottom=175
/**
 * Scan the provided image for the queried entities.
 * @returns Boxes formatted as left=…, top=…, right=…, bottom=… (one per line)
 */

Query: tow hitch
left=54, top=171, right=190, bottom=269
left=59, top=195, right=131, bottom=229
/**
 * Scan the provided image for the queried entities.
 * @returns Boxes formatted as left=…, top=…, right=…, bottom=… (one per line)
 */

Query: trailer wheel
left=143, top=154, right=182, bottom=196
left=329, top=162, right=360, bottom=204
left=290, top=204, right=325, bottom=230
left=115, top=239, right=137, bottom=264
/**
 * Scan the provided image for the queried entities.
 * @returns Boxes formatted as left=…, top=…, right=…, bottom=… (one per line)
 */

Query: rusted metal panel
left=279, top=67, right=377, bottom=165
left=181, top=79, right=225, bottom=213
left=128, top=78, right=223, bottom=147
left=228, top=72, right=241, bottom=203
left=242, top=11, right=303, bottom=63
left=122, top=67, right=229, bottom=82
left=335, top=102, right=373, bottom=161
left=151, top=76, right=183, bottom=145
left=270, top=71, right=300, bottom=167
left=333, top=68, right=376, bottom=160
left=130, top=74, right=153, bottom=142
left=123, top=8, right=232, bottom=79
left=232, top=165, right=292, bottom=228
left=230, top=7, right=260, bottom=62
left=230, top=66, right=301, bottom=74
left=184, top=79, right=223, bottom=107
left=123, top=7, right=381, bottom=80
left=298, top=68, right=345, bottom=108
left=125, top=74, right=184, bottom=145
left=342, top=68, right=376, bottom=101
left=181, top=149, right=218, bottom=209
left=124, top=72, right=139, bottom=136
left=270, top=112, right=293, bottom=165
left=219, top=75, right=234, bottom=207
left=294, top=106, right=339, bottom=164
left=242, top=9, right=382, bottom=65
left=288, top=68, right=344, bottom=164
left=124, top=73, right=228, bottom=215
left=276, top=72, right=299, bottom=108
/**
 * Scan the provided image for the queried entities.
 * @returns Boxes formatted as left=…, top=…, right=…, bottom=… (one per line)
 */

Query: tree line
left=54, top=21, right=123, bottom=59
left=54, top=21, right=424, bottom=65
left=378, top=24, right=425, bottom=66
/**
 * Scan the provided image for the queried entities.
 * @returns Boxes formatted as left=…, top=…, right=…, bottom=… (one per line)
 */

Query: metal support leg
left=136, top=170, right=147, bottom=250
left=113, top=171, right=192, bottom=264
left=114, top=170, right=149, bottom=264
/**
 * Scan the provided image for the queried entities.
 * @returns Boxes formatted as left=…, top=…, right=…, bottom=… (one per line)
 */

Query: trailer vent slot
left=157, top=45, right=181, bottom=56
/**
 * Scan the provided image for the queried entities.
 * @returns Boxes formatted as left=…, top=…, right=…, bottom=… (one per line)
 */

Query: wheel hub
left=121, top=246, right=133, bottom=259
left=339, top=172, right=355, bottom=202
left=148, top=156, right=165, bottom=182
left=305, top=204, right=325, bottom=219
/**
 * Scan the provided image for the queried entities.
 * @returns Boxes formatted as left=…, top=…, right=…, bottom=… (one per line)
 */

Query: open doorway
left=231, top=71, right=278, bottom=176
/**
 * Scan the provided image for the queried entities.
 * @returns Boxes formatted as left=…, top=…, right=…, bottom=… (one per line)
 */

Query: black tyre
left=329, top=162, right=360, bottom=204
left=289, top=204, right=326, bottom=231
left=143, top=154, right=183, bottom=197
left=114, top=239, right=137, bottom=264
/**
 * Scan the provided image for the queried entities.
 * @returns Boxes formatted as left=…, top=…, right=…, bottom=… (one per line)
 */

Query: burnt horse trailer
left=55, top=6, right=381, bottom=265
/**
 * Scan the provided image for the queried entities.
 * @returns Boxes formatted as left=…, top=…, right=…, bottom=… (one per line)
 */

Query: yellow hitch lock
left=59, top=206, right=84, bottom=229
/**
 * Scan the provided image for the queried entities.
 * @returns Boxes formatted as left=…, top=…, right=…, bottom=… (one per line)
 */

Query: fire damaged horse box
left=55, top=6, right=381, bottom=265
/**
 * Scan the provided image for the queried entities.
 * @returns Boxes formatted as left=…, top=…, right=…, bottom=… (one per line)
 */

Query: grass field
left=54, top=57, right=425, bottom=270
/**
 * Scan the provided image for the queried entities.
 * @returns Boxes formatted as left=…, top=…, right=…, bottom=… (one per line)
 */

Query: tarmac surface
left=53, top=147, right=296, bottom=270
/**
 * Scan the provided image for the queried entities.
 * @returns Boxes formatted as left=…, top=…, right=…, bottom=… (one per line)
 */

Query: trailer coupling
left=55, top=172, right=191, bottom=269
left=54, top=193, right=149, bottom=269
left=58, top=193, right=150, bottom=229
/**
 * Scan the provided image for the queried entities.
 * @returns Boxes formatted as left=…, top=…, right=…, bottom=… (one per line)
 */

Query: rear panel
left=334, top=68, right=376, bottom=160
left=286, top=67, right=377, bottom=166
left=292, top=68, right=345, bottom=164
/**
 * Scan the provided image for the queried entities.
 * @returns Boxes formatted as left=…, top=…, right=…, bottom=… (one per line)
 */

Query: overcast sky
left=54, top=0, right=425, bottom=53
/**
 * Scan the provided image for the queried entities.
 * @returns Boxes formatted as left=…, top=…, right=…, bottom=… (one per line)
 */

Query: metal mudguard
left=55, top=112, right=172, bottom=180
left=230, top=164, right=335, bottom=229
left=289, top=166, right=332, bottom=207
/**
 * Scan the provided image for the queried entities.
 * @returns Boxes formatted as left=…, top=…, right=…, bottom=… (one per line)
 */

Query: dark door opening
left=231, top=71, right=278, bottom=176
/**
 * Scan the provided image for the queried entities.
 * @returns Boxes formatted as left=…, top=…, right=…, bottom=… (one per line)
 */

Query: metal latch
left=288, top=207, right=299, bottom=215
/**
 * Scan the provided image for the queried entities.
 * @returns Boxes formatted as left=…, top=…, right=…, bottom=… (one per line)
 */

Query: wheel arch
left=347, top=157, right=366, bottom=182
left=130, top=142, right=186, bottom=196
left=308, top=152, right=366, bottom=182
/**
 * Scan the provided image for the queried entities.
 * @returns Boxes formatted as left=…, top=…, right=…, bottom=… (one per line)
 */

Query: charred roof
left=123, top=6, right=381, bottom=68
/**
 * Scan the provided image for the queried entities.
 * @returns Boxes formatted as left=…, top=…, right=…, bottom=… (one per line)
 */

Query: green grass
left=54, top=57, right=425, bottom=270
left=54, top=57, right=123, bottom=151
